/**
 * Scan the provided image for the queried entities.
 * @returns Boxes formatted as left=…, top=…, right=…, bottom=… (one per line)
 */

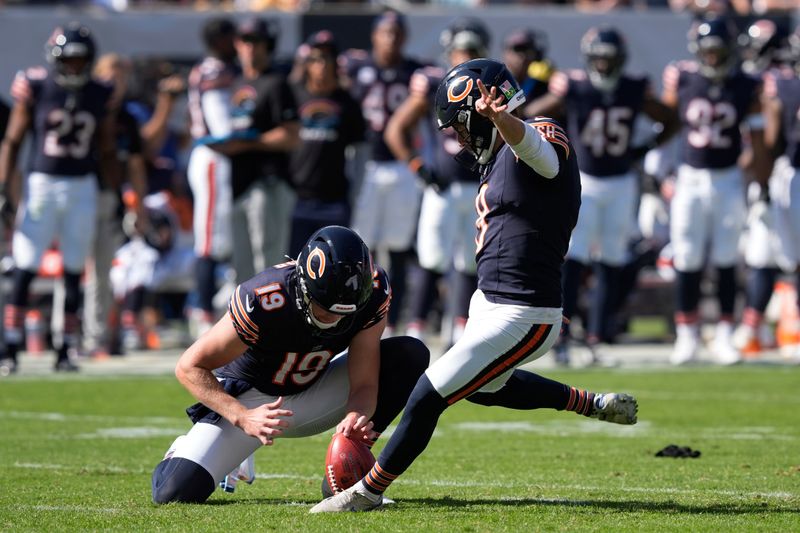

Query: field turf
left=1, top=366, right=798, bottom=531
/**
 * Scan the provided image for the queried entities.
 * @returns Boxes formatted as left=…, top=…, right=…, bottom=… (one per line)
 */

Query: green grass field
left=1, top=366, right=798, bottom=531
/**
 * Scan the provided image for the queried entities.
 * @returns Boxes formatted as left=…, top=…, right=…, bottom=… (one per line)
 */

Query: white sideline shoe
left=713, top=322, right=741, bottom=365
left=590, top=393, right=638, bottom=425
left=732, top=323, right=756, bottom=351
left=670, top=324, right=699, bottom=365
left=310, top=483, right=386, bottom=513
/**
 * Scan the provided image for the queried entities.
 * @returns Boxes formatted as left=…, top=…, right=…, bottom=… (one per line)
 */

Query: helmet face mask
left=294, top=226, right=374, bottom=336
left=435, top=59, right=526, bottom=170
left=581, top=26, right=627, bottom=91
left=46, top=23, right=96, bottom=89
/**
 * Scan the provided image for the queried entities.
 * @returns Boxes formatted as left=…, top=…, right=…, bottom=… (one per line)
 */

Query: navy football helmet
left=581, top=26, right=627, bottom=91
left=45, top=23, right=96, bottom=89
left=294, top=226, right=374, bottom=334
left=440, top=18, right=491, bottom=57
left=435, top=58, right=525, bottom=169
left=688, top=17, right=738, bottom=80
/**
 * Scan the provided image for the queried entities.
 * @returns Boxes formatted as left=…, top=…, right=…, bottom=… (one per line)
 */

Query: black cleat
left=54, top=358, right=80, bottom=372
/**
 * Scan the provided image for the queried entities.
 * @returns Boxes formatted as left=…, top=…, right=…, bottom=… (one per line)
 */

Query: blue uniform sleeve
left=361, top=267, right=391, bottom=330
left=228, top=283, right=262, bottom=346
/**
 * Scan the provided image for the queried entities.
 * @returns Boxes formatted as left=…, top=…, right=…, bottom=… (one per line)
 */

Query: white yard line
left=449, top=420, right=798, bottom=441
left=7, top=464, right=797, bottom=505
left=5, top=504, right=122, bottom=514
left=75, top=427, right=187, bottom=439
left=2, top=410, right=185, bottom=425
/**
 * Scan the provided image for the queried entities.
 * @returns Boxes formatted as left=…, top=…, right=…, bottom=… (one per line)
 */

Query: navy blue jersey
left=663, top=60, right=760, bottom=169
left=549, top=70, right=650, bottom=176
left=767, top=72, right=800, bottom=169
left=220, top=261, right=391, bottom=396
left=410, top=66, right=480, bottom=185
left=11, top=66, right=112, bottom=176
left=476, top=118, right=580, bottom=308
left=341, top=50, right=424, bottom=162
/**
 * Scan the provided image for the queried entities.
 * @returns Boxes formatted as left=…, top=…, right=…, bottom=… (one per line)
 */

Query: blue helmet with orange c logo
left=435, top=58, right=525, bottom=169
left=295, top=226, right=374, bottom=334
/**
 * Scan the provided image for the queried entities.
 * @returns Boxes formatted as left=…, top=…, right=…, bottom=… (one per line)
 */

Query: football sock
left=361, top=464, right=398, bottom=497
left=194, top=257, right=217, bottom=313
left=3, top=304, right=24, bottom=362
left=408, top=267, right=441, bottom=324
left=589, top=263, right=621, bottom=342
left=59, top=271, right=83, bottom=358
left=387, top=250, right=412, bottom=327
left=561, top=259, right=585, bottom=338
left=675, top=269, right=702, bottom=313
left=717, top=266, right=737, bottom=320
left=366, top=375, right=448, bottom=495
left=745, top=267, right=777, bottom=313
left=564, top=386, right=597, bottom=417
left=467, top=369, right=594, bottom=414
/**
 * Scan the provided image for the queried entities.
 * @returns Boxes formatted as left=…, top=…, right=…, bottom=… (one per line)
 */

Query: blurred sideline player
left=384, top=18, right=489, bottom=345
left=730, top=19, right=790, bottom=354
left=0, top=23, right=116, bottom=374
left=662, top=17, right=767, bottom=365
left=111, top=191, right=196, bottom=351
left=527, top=26, right=676, bottom=365
left=288, top=31, right=365, bottom=256
left=502, top=28, right=554, bottom=104
left=734, top=29, right=800, bottom=359
left=50, top=53, right=149, bottom=358
left=311, top=59, right=638, bottom=514
left=151, top=226, right=429, bottom=503
left=222, top=18, right=299, bottom=282
left=186, top=18, right=239, bottom=336
left=342, top=10, right=425, bottom=334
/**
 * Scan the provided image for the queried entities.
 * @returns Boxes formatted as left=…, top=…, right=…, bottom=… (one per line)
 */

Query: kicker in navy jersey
left=476, top=117, right=580, bottom=308
left=309, top=59, right=639, bottom=514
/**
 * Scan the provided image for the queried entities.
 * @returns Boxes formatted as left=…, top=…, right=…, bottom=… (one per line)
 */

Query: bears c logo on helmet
left=447, top=75, right=474, bottom=103
left=306, top=247, right=326, bottom=280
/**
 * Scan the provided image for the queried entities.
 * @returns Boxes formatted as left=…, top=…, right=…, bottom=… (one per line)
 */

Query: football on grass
left=323, top=433, right=375, bottom=496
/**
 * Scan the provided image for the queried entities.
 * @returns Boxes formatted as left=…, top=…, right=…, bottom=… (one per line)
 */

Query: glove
left=408, top=157, right=446, bottom=193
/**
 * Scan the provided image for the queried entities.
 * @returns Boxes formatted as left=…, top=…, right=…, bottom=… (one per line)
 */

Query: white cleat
left=670, top=324, right=699, bottom=365
left=309, top=483, right=386, bottom=513
left=590, top=393, right=638, bottom=425
left=713, top=322, right=741, bottom=365
left=220, top=454, right=256, bottom=493
left=731, top=323, right=756, bottom=351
